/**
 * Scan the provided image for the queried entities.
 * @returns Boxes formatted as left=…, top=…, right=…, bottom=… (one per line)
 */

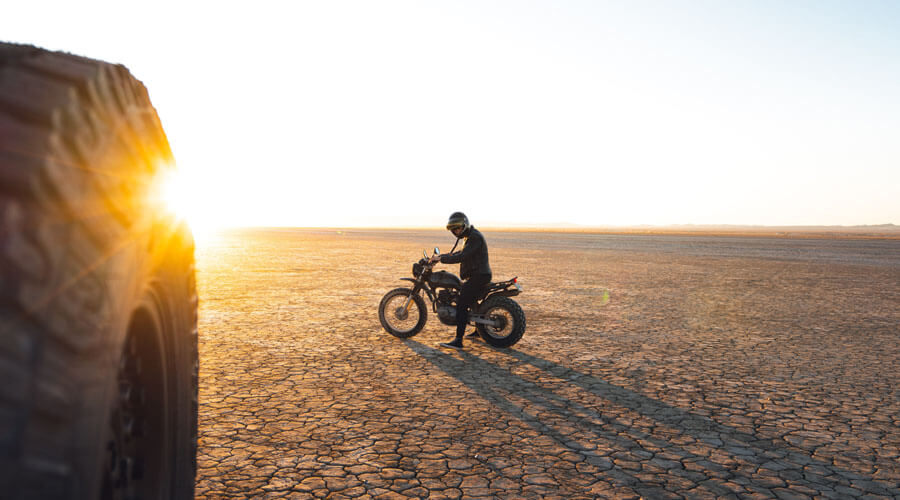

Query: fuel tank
left=428, top=270, right=462, bottom=289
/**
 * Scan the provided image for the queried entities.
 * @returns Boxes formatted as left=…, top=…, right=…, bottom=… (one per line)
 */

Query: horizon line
left=203, top=223, right=899, bottom=234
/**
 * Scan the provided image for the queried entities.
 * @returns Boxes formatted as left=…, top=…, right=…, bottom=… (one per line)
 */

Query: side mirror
left=433, top=247, right=440, bottom=255
left=423, top=249, right=428, bottom=259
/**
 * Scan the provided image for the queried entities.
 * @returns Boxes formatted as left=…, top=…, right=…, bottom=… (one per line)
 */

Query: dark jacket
left=440, top=226, right=491, bottom=280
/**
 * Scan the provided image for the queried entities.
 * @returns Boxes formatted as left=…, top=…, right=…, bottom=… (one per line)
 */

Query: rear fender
left=482, top=290, right=520, bottom=303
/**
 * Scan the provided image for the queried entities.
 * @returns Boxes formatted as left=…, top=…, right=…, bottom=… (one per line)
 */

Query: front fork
left=400, top=294, right=414, bottom=313
left=401, top=281, right=424, bottom=313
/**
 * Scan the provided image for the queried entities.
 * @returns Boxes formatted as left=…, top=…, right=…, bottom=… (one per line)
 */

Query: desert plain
left=194, top=228, right=900, bottom=499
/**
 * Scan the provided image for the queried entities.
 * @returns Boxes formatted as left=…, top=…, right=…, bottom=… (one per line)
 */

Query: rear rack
left=484, top=277, right=520, bottom=294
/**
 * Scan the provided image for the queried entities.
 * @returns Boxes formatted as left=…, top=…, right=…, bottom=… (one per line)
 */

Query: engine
left=436, top=289, right=458, bottom=325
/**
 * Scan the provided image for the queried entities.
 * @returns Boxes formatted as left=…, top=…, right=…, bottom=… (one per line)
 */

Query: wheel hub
left=489, top=314, right=508, bottom=331
left=102, top=306, right=169, bottom=500
left=394, top=307, right=409, bottom=321
left=104, top=332, right=146, bottom=499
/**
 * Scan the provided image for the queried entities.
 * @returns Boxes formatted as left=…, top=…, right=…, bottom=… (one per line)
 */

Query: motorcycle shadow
left=401, top=339, right=898, bottom=498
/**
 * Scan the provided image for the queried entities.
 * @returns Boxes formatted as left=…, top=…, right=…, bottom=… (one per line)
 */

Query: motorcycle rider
left=430, top=212, right=492, bottom=349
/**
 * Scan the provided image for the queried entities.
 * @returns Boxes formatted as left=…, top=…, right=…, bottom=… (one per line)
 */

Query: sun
left=157, top=167, right=223, bottom=243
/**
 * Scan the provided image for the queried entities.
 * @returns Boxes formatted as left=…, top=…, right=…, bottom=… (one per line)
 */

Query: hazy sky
left=4, top=1, right=899, bottom=228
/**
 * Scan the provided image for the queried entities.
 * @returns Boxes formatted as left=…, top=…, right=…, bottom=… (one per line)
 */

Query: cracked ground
left=194, top=229, right=900, bottom=499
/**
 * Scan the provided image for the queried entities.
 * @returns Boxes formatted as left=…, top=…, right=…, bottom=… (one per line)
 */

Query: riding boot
left=439, top=338, right=463, bottom=349
left=440, top=329, right=464, bottom=349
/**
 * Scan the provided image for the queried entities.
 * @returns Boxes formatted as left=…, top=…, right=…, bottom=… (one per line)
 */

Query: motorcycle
left=378, top=247, right=527, bottom=348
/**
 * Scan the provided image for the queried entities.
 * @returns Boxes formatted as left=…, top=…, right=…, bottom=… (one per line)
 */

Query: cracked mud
left=195, top=229, right=900, bottom=499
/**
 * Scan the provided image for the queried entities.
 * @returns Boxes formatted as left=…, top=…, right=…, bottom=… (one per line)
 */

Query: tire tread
left=0, top=42, right=196, bottom=498
left=378, top=287, right=428, bottom=338
left=476, top=296, right=526, bottom=348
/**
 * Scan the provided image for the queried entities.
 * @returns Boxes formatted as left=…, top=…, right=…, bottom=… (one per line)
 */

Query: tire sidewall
left=80, top=224, right=197, bottom=500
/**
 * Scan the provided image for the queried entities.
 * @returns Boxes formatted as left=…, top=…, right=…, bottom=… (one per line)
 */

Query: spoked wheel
left=476, top=296, right=527, bottom=348
left=378, top=288, right=428, bottom=338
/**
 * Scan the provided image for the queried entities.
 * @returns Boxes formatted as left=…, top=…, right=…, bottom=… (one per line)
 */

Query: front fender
left=400, top=278, right=417, bottom=284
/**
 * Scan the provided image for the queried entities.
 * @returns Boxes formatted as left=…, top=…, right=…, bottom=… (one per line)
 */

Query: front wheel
left=378, top=288, right=428, bottom=338
left=476, top=296, right=527, bottom=348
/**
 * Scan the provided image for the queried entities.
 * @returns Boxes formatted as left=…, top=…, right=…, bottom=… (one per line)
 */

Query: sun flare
left=158, top=167, right=223, bottom=243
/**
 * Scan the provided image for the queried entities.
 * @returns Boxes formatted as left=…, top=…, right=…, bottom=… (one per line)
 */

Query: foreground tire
left=0, top=44, right=198, bottom=499
left=476, top=296, right=526, bottom=348
left=378, top=288, right=427, bottom=338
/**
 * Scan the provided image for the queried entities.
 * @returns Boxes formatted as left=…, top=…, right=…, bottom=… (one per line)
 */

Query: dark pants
left=455, top=273, right=492, bottom=340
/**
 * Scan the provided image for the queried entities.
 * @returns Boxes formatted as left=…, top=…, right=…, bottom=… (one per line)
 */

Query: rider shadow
left=402, top=340, right=899, bottom=497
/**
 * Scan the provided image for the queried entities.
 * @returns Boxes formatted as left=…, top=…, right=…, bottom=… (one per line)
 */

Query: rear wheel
left=0, top=43, right=197, bottom=499
left=378, top=288, right=427, bottom=338
left=476, top=296, right=526, bottom=348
